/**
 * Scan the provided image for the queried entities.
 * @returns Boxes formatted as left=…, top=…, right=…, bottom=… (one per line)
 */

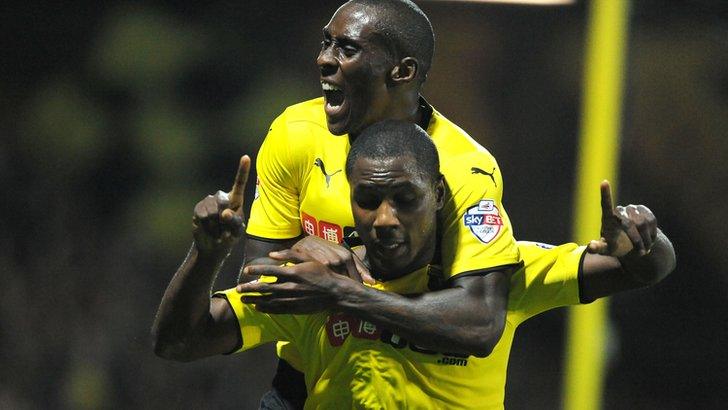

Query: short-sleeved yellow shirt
left=216, top=241, right=585, bottom=409
left=247, top=97, right=520, bottom=279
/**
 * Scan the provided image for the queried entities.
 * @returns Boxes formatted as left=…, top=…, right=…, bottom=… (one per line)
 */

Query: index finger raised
left=600, top=180, right=615, bottom=219
left=229, top=155, right=251, bottom=211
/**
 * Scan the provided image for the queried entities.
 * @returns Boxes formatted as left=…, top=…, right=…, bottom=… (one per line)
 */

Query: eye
left=341, top=45, right=358, bottom=57
left=321, top=38, right=332, bottom=49
left=355, top=193, right=381, bottom=210
left=394, top=193, right=418, bottom=210
left=358, top=198, right=380, bottom=210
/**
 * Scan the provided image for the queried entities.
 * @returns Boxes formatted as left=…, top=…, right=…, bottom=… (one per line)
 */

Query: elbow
left=468, top=334, right=499, bottom=358
left=469, top=345, right=495, bottom=359
left=151, top=328, right=196, bottom=362
left=463, top=321, right=505, bottom=358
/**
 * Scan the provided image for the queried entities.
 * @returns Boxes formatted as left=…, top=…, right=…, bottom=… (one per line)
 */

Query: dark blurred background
left=1, top=0, right=726, bottom=408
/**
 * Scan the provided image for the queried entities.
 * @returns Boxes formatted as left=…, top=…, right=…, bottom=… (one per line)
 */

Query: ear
left=389, top=57, right=418, bottom=85
left=435, top=174, right=445, bottom=211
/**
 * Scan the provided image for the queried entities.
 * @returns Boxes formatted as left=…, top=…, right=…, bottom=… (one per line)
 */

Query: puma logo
left=314, top=158, right=342, bottom=188
left=471, top=167, right=497, bottom=186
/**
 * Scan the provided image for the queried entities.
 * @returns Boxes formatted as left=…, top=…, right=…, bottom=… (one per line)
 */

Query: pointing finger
left=229, top=155, right=251, bottom=211
left=600, top=180, right=615, bottom=220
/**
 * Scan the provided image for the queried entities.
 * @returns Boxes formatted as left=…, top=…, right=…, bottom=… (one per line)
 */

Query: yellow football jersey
left=247, top=97, right=520, bottom=279
left=215, top=242, right=585, bottom=409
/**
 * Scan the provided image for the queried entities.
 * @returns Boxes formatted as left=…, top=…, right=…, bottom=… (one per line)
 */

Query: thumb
left=352, top=254, right=375, bottom=285
left=586, top=238, right=609, bottom=255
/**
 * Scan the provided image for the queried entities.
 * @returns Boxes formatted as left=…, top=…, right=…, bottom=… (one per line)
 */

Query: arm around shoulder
left=335, top=268, right=511, bottom=357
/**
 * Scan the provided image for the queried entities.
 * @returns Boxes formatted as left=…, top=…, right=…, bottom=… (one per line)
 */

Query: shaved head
left=347, top=0, right=435, bottom=83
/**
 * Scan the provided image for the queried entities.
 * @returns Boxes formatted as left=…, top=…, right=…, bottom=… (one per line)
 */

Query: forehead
left=326, top=3, right=378, bottom=40
left=350, top=155, right=426, bottom=186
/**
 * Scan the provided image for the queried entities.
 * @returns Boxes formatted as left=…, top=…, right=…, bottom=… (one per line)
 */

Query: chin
left=374, top=263, right=412, bottom=280
left=325, top=117, right=349, bottom=136
left=327, top=124, right=348, bottom=136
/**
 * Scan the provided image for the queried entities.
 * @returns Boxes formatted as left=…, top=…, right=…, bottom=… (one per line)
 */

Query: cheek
left=352, top=210, right=374, bottom=234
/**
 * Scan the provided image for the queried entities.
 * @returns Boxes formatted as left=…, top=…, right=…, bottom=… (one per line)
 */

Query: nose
left=373, top=200, right=399, bottom=230
left=317, top=45, right=337, bottom=77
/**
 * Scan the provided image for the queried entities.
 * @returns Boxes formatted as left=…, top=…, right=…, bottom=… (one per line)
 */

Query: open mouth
left=323, top=82, right=344, bottom=106
left=322, top=81, right=347, bottom=123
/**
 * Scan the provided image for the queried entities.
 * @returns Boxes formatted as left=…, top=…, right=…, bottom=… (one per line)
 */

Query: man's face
left=317, top=3, right=394, bottom=136
left=349, top=155, right=443, bottom=279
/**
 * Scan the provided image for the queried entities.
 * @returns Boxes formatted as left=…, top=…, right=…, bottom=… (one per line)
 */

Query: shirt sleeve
left=213, top=287, right=306, bottom=353
left=507, top=241, right=587, bottom=324
left=246, top=113, right=305, bottom=240
left=440, top=150, right=521, bottom=279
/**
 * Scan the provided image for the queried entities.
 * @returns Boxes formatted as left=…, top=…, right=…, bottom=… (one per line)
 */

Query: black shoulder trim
left=246, top=233, right=303, bottom=244
left=418, top=96, right=434, bottom=131
left=447, top=262, right=522, bottom=284
left=576, top=248, right=594, bottom=304
left=211, top=293, right=243, bottom=355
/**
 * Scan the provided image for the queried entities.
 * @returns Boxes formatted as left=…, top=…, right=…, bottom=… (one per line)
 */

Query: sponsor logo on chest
left=325, top=313, right=469, bottom=366
left=301, top=212, right=345, bottom=243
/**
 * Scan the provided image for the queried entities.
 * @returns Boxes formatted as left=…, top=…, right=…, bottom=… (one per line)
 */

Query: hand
left=587, top=180, right=658, bottom=257
left=269, top=236, right=375, bottom=284
left=192, top=155, right=251, bottom=258
left=236, top=261, right=360, bottom=314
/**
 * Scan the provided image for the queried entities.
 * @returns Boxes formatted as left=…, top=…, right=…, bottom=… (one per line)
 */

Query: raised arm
left=579, top=181, right=676, bottom=302
left=152, top=156, right=250, bottom=361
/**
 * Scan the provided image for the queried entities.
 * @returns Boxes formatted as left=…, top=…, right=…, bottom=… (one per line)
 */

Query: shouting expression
left=317, top=3, right=396, bottom=136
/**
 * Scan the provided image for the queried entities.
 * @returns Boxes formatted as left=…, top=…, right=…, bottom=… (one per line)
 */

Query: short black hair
left=349, top=0, right=435, bottom=82
left=346, top=120, right=440, bottom=183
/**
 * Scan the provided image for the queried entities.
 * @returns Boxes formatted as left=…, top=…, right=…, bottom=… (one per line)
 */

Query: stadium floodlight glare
left=422, top=0, right=575, bottom=5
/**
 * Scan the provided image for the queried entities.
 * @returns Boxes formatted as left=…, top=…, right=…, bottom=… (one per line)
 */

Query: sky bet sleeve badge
left=463, top=200, right=503, bottom=244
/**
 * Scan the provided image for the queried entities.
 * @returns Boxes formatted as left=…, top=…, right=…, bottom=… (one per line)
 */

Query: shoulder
left=428, top=107, right=501, bottom=180
left=267, top=98, right=330, bottom=143
left=428, top=107, right=489, bottom=158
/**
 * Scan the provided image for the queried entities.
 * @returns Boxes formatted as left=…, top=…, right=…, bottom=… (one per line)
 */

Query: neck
left=349, top=92, right=423, bottom=140
left=390, top=90, right=422, bottom=124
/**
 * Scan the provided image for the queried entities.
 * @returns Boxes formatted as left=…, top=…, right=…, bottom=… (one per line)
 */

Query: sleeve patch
left=463, top=200, right=503, bottom=244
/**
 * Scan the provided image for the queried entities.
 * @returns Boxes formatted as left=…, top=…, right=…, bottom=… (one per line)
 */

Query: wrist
left=192, top=243, right=229, bottom=267
left=333, top=278, right=370, bottom=312
left=617, top=249, right=656, bottom=285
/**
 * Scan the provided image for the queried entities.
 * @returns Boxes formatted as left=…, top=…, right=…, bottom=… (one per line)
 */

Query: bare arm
left=580, top=181, right=676, bottom=302
left=238, top=236, right=300, bottom=282
left=240, top=241, right=511, bottom=357
left=335, top=271, right=509, bottom=357
left=152, top=156, right=250, bottom=361
left=152, top=246, right=240, bottom=361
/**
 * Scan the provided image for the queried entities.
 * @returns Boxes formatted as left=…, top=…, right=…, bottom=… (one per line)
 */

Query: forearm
left=335, top=275, right=508, bottom=357
left=239, top=236, right=300, bottom=282
left=152, top=244, right=226, bottom=360
left=619, top=228, right=676, bottom=285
